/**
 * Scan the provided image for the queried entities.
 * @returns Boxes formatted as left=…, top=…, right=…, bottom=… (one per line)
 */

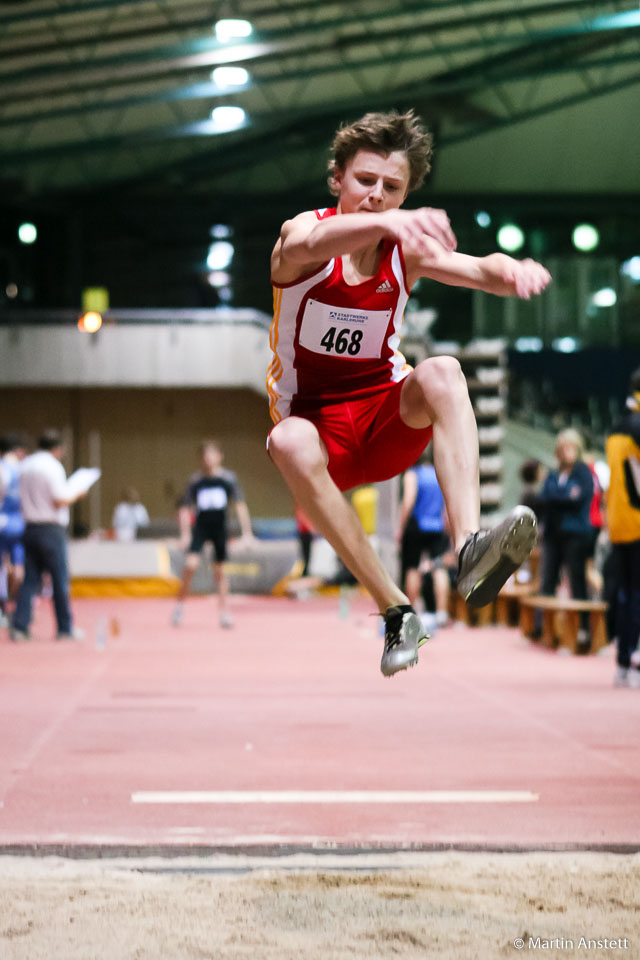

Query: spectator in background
left=171, top=440, right=253, bottom=630
left=606, top=367, right=640, bottom=688
left=539, top=428, right=594, bottom=647
left=518, top=458, right=545, bottom=521
left=10, top=429, right=86, bottom=643
left=585, top=450, right=609, bottom=554
left=112, top=487, right=150, bottom=542
left=399, top=450, right=450, bottom=631
left=0, top=431, right=29, bottom=627
left=591, top=524, right=617, bottom=645
left=584, top=448, right=610, bottom=599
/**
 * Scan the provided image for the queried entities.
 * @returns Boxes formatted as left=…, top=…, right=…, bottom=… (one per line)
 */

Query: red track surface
left=1, top=594, right=639, bottom=849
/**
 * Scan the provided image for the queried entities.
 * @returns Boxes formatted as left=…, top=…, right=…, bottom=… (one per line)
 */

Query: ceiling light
left=497, top=223, right=524, bottom=253
left=552, top=337, right=580, bottom=353
left=210, top=105, right=246, bottom=132
left=18, top=222, right=37, bottom=244
left=572, top=223, right=599, bottom=252
left=591, top=287, right=617, bottom=308
left=621, top=257, right=640, bottom=282
left=514, top=337, right=543, bottom=352
left=207, top=241, right=234, bottom=270
left=210, top=224, right=233, bottom=239
left=214, top=19, right=253, bottom=43
left=211, top=66, right=249, bottom=88
left=207, top=271, right=231, bottom=288
left=475, top=211, right=491, bottom=228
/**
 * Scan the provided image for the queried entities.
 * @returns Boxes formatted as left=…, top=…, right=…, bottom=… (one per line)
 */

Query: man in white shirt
left=11, top=430, right=86, bottom=643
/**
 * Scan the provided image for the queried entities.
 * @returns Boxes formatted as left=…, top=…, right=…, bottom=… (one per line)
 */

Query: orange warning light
left=78, top=311, right=103, bottom=333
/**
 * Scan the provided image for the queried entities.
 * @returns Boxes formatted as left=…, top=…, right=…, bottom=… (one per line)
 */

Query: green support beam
left=441, top=69, right=640, bottom=146
left=2, top=46, right=639, bottom=134
left=0, top=0, right=330, bottom=28
left=3, top=0, right=635, bottom=90
left=6, top=61, right=631, bottom=188
left=2, top=61, right=639, bottom=172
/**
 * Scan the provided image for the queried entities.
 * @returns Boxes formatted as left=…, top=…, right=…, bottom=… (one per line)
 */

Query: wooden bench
left=448, top=589, right=495, bottom=627
left=494, top=579, right=540, bottom=627
left=519, top=595, right=608, bottom=655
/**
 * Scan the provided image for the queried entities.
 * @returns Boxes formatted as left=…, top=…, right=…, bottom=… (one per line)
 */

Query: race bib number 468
left=299, top=298, right=392, bottom=359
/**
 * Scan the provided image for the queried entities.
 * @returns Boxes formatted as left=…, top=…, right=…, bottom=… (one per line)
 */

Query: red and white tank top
left=267, top=207, right=412, bottom=423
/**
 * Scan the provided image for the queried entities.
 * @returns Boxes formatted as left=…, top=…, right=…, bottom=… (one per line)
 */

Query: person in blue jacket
left=0, top=432, right=28, bottom=627
left=539, top=428, right=594, bottom=644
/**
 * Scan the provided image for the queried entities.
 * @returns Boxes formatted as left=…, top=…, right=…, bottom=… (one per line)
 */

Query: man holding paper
left=11, top=430, right=93, bottom=643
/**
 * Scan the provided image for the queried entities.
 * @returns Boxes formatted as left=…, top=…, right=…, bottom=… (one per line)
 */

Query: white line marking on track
left=131, top=790, right=538, bottom=805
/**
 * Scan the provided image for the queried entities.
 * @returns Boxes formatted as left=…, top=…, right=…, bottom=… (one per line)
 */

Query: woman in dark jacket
left=540, top=428, right=594, bottom=641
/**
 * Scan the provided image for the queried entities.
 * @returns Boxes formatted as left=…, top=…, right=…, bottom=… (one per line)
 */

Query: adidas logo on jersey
left=376, top=279, right=394, bottom=294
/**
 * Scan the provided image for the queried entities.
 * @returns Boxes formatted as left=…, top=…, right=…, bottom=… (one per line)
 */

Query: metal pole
left=88, top=429, right=101, bottom=533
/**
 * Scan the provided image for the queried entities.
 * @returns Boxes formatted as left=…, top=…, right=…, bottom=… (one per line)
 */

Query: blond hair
left=555, top=428, right=584, bottom=461
left=327, top=109, right=433, bottom=195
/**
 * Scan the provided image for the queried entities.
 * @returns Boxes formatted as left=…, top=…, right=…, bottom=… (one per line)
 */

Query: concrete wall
left=0, top=318, right=270, bottom=392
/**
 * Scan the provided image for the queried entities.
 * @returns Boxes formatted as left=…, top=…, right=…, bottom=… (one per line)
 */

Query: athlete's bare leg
left=213, top=561, right=232, bottom=627
left=172, top=553, right=199, bottom=625
left=213, top=562, right=228, bottom=606
left=400, top=356, right=480, bottom=555
left=404, top=567, right=422, bottom=610
left=401, top=356, right=537, bottom=607
left=176, top=554, right=199, bottom=603
left=406, top=563, right=451, bottom=623
left=268, top=417, right=407, bottom=614
left=433, top=566, right=451, bottom=621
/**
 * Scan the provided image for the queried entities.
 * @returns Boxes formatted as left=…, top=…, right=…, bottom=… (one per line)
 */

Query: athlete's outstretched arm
left=177, top=505, right=192, bottom=550
left=233, top=499, right=254, bottom=541
left=272, top=207, right=456, bottom=283
left=405, top=236, right=551, bottom=299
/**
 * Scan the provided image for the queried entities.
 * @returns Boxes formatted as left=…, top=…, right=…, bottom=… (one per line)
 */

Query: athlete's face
left=202, top=445, right=223, bottom=471
left=335, top=149, right=410, bottom=214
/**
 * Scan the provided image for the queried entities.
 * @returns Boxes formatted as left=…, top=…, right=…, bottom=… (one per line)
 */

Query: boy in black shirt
left=172, top=440, right=253, bottom=629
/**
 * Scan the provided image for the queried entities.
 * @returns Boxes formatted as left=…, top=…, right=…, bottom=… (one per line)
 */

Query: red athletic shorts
left=290, top=381, right=433, bottom=492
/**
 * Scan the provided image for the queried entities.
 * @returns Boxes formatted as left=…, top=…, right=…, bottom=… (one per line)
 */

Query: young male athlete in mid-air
left=266, top=110, right=550, bottom=677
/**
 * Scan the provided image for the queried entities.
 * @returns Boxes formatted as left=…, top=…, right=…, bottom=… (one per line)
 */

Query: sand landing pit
left=1, top=851, right=638, bottom=959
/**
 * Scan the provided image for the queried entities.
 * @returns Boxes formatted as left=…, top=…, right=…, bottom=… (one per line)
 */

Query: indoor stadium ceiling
left=2, top=0, right=640, bottom=204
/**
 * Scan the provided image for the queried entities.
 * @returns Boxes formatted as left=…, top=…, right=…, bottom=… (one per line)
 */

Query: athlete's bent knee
left=416, top=356, right=466, bottom=404
left=268, top=417, right=326, bottom=474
